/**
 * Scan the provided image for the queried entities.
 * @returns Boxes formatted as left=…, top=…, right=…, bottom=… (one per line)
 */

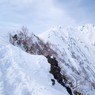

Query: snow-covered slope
left=0, top=32, right=69, bottom=95
left=39, top=25, right=95, bottom=95
left=77, top=24, right=95, bottom=45
left=1, top=24, right=95, bottom=95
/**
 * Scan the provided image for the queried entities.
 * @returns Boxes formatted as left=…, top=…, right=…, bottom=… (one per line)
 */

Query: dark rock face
left=9, top=32, right=57, bottom=56
left=66, top=86, right=73, bottom=95
left=46, top=55, right=73, bottom=95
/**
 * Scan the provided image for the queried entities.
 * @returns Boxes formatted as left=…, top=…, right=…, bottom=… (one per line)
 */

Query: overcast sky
left=0, top=0, right=95, bottom=34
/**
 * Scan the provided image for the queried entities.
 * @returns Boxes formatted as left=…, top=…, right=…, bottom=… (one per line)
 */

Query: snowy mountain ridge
left=0, top=24, right=95, bottom=95
left=39, top=24, right=95, bottom=95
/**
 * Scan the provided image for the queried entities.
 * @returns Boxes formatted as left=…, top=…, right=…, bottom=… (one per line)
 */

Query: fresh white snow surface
left=0, top=32, right=69, bottom=95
